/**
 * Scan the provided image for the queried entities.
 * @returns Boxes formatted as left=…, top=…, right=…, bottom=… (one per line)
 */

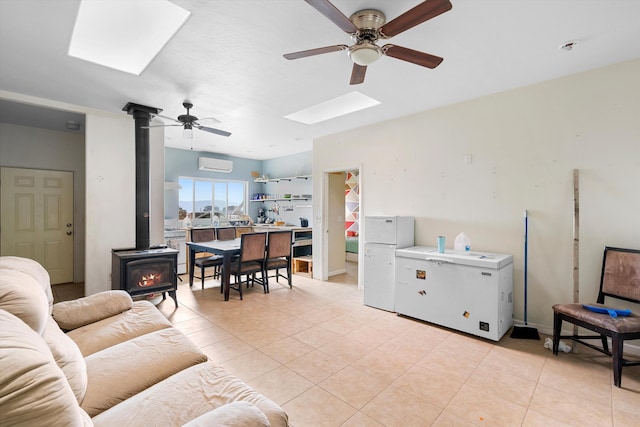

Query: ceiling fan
left=283, top=0, right=452, bottom=85
left=149, top=101, right=231, bottom=139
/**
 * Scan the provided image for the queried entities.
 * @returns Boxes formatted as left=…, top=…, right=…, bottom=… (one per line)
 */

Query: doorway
left=1, top=167, right=74, bottom=283
left=322, top=167, right=362, bottom=288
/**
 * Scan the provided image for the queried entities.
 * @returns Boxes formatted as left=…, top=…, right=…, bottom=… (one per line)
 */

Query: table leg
left=188, top=246, right=195, bottom=287
left=222, top=253, right=231, bottom=301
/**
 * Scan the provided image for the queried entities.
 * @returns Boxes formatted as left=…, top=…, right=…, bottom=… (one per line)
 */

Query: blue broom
left=511, top=210, right=540, bottom=339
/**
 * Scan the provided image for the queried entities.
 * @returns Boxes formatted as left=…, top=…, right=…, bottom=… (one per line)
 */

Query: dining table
left=186, top=238, right=241, bottom=301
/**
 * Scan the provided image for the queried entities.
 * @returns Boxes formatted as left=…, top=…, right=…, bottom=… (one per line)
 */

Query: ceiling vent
left=198, top=157, right=233, bottom=173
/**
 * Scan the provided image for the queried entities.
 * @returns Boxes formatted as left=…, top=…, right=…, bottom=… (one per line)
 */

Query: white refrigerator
left=363, top=216, right=415, bottom=311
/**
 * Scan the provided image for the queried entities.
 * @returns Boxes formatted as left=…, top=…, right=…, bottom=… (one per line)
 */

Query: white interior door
left=1, top=167, right=74, bottom=284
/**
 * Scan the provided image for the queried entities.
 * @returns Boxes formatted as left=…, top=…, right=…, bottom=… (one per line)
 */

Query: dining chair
left=264, top=230, right=293, bottom=291
left=190, top=228, right=223, bottom=289
left=216, top=227, right=237, bottom=241
left=214, top=227, right=240, bottom=294
left=229, top=232, right=267, bottom=299
left=552, top=246, right=640, bottom=387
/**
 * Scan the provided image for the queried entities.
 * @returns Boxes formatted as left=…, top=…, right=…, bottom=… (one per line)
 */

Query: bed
left=346, top=236, right=359, bottom=262
left=345, top=236, right=358, bottom=253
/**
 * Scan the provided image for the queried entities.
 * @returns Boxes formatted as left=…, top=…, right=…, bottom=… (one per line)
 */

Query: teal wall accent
left=164, top=147, right=263, bottom=220
left=164, top=148, right=313, bottom=221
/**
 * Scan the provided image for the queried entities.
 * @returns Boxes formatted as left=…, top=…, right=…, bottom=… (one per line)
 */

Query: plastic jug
left=454, top=232, right=471, bottom=254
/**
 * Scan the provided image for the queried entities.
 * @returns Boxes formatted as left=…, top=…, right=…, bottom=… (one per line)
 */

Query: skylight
left=284, top=91, right=381, bottom=125
left=68, top=0, right=190, bottom=75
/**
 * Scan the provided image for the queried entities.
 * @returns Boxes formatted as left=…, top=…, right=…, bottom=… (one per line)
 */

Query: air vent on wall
left=198, top=157, right=233, bottom=173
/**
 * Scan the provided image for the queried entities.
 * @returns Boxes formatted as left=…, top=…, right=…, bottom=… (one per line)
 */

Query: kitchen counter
left=252, top=224, right=310, bottom=231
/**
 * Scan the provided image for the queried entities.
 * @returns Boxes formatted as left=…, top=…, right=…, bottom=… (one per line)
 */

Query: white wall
left=1, top=91, right=165, bottom=295
left=0, top=122, right=86, bottom=282
left=85, top=112, right=165, bottom=295
left=313, top=59, right=640, bottom=334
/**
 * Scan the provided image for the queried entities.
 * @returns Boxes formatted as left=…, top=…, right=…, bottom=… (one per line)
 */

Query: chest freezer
left=394, top=246, right=514, bottom=341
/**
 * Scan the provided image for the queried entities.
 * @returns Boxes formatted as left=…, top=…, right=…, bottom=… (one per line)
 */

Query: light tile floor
left=53, top=263, right=640, bottom=426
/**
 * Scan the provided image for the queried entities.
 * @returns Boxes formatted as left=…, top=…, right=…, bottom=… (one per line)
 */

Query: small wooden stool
left=293, top=256, right=313, bottom=275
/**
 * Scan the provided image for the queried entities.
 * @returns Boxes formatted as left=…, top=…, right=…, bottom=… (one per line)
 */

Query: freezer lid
left=395, top=246, right=513, bottom=269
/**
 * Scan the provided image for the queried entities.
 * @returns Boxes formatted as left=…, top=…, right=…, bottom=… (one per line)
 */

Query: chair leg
left=263, top=268, right=269, bottom=294
left=552, top=312, right=562, bottom=355
left=287, top=264, right=292, bottom=288
left=601, top=335, right=609, bottom=354
left=612, top=335, right=623, bottom=387
left=201, top=266, right=205, bottom=290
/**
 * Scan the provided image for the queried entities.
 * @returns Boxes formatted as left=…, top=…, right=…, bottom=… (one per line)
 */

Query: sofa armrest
left=52, top=290, right=133, bottom=330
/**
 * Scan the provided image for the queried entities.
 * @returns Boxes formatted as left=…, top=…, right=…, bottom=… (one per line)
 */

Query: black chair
left=190, top=228, right=221, bottom=290
left=552, top=246, right=640, bottom=387
left=264, top=230, right=293, bottom=291
left=229, top=232, right=267, bottom=299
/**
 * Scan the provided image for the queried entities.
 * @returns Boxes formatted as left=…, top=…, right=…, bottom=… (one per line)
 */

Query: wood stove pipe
left=123, top=102, right=162, bottom=251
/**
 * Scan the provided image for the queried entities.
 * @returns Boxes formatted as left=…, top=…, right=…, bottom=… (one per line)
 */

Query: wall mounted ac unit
left=198, top=157, right=233, bottom=173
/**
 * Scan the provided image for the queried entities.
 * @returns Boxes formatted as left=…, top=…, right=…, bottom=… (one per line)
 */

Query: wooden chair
left=264, top=230, right=293, bottom=292
left=229, top=233, right=267, bottom=299
left=552, top=246, right=640, bottom=387
left=190, top=228, right=221, bottom=290
left=213, top=227, right=238, bottom=294
left=216, top=227, right=237, bottom=241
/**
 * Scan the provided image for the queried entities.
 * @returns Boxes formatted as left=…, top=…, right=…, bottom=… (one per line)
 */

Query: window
left=178, top=177, right=247, bottom=227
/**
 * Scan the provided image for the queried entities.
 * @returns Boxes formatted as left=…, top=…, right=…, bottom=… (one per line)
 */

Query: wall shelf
left=254, top=174, right=311, bottom=183
left=250, top=198, right=311, bottom=202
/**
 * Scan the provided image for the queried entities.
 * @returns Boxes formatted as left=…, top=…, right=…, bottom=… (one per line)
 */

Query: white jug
left=454, top=232, right=471, bottom=254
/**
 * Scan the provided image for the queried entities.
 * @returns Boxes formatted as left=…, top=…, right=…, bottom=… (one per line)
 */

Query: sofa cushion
left=53, top=290, right=133, bottom=330
left=0, top=269, right=49, bottom=335
left=183, top=401, right=270, bottom=427
left=81, top=327, right=208, bottom=417
left=65, top=300, right=172, bottom=356
left=43, top=317, right=88, bottom=405
left=0, top=309, right=92, bottom=427
left=0, top=256, right=54, bottom=314
left=92, top=362, right=289, bottom=427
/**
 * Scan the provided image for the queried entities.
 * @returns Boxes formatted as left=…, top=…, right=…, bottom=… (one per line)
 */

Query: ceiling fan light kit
left=348, top=41, right=382, bottom=66
left=183, top=123, right=193, bottom=139
left=284, top=0, right=452, bottom=84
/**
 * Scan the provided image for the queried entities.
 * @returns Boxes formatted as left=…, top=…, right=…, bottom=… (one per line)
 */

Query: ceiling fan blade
left=383, top=44, right=443, bottom=69
left=380, top=0, right=452, bottom=38
left=196, top=125, right=231, bottom=137
left=350, top=64, right=367, bottom=85
left=304, top=0, right=357, bottom=33
left=284, top=44, right=347, bottom=60
left=194, top=117, right=220, bottom=125
left=155, top=113, right=182, bottom=124
left=141, top=124, right=183, bottom=129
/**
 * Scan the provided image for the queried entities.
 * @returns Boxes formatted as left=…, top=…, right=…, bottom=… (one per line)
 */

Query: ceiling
left=1, top=0, right=639, bottom=160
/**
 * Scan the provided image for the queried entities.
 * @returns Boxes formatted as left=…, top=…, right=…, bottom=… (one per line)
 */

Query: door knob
left=67, top=223, right=72, bottom=227
left=66, top=231, right=73, bottom=236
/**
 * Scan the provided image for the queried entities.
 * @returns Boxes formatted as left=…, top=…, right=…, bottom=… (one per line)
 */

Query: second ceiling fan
left=284, top=0, right=452, bottom=85
left=151, top=102, right=231, bottom=139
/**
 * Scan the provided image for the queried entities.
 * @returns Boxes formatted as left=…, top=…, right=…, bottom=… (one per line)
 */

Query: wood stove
left=112, top=247, right=178, bottom=307
left=110, top=102, right=179, bottom=307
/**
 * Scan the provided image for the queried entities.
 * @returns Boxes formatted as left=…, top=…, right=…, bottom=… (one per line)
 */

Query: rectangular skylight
left=284, top=91, right=381, bottom=125
left=68, top=0, right=190, bottom=75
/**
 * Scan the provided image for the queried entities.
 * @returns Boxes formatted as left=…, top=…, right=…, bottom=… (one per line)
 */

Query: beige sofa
left=0, top=256, right=289, bottom=426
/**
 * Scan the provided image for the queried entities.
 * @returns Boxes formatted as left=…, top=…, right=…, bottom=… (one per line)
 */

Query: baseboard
left=512, top=320, right=640, bottom=357
left=328, top=268, right=347, bottom=277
